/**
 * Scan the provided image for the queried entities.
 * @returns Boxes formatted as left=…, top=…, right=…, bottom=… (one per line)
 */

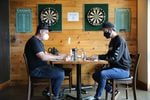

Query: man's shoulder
left=29, top=36, right=36, bottom=41
left=25, top=36, right=36, bottom=48
left=27, top=36, right=40, bottom=44
left=115, top=35, right=126, bottom=44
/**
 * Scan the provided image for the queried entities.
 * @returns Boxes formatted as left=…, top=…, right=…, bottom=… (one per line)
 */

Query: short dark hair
left=35, top=24, right=51, bottom=35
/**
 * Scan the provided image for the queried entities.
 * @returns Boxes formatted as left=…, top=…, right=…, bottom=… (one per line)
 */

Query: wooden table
left=52, top=60, right=108, bottom=100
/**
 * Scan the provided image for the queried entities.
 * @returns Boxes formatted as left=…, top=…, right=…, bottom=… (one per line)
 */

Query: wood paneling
left=10, top=0, right=137, bottom=85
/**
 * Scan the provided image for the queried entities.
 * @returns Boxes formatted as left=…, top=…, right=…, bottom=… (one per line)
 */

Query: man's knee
left=59, top=70, right=65, bottom=80
left=100, top=70, right=109, bottom=79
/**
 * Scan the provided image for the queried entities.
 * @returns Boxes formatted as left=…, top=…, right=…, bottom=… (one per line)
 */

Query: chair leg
left=126, top=84, right=128, bottom=99
left=49, top=80, right=52, bottom=100
left=133, top=82, right=137, bottom=100
left=111, top=80, right=115, bottom=100
left=69, top=72, right=72, bottom=93
left=27, top=78, right=31, bottom=100
left=105, top=91, right=108, bottom=100
left=30, top=79, right=34, bottom=97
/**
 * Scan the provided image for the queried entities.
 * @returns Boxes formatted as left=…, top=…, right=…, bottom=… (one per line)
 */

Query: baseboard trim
left=137, top=80, right=147, bottom=90
left=0, top=80, right=10, bottom=90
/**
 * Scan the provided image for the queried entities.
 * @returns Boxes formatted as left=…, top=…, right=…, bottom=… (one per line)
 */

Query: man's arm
left=98, top=54, right=106, bottom=60
left=36, top=51, right=66, bottom=61
left=106, top=39, right=125, bottom=63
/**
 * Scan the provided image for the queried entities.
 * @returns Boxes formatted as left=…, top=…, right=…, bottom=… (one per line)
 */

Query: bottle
left=82, top=52, right=87, bottom=61
left=72, top=48, right=77, bottom=61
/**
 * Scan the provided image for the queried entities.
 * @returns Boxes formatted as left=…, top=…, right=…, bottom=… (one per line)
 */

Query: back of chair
left=130, top=53, right=140, bottom=82
left=23, top=53, right=32, bottom=100
left=23, top=53, right=48, bottom=80
left=23, top=53, right=31, bottom=78
left=23, top=53, right=52, bottom=100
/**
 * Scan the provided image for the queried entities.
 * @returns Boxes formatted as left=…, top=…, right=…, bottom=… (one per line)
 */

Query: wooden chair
left=23, top=54, right=52, bottom=100
left=105, top=53, right=140, bottom=100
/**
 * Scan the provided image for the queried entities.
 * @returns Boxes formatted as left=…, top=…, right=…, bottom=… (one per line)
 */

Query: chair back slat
left=130, top=54, right=140, bottom=80
left=23, top=53, right=30, bottom=76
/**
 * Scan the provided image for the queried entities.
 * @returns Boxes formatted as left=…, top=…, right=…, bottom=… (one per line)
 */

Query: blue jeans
left=92, top=67, right=129, bottom=98
left=31, top=65, right=65, bottom=96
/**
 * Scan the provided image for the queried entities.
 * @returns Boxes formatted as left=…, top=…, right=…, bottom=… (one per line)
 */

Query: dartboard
left=40, top=7, right=59, bottom=26
left=87, top=7, right=106, bottom=26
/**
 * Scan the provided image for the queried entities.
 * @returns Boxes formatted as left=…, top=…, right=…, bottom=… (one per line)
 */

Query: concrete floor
left=0, top=85, right=150, bottom=100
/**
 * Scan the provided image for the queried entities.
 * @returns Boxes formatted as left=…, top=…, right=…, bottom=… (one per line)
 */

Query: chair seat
left=115, top=76, right=133, bottom=81
left=30, top=77, right=50, bottom=85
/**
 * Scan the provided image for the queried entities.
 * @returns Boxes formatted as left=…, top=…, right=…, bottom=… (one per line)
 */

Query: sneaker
left=81, top=89, right=88, bottom=94
left=42, top=87, right=50, bottom=97
left=85, top=96, right=101, bottom=100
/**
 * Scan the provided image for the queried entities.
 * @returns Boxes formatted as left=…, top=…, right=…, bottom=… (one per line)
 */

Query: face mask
left=104, top=31, right=111, bottom=39
left=43, top=34, right=49, bottom=40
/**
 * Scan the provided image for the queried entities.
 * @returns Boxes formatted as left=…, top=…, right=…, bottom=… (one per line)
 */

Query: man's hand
left=86, top=55, right=98, bottom=61
left=57, top=54, right=67, bottom=60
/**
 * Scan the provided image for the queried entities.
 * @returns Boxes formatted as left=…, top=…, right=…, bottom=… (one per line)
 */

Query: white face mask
left=43, top=34, right=49, bottom=40
left=40, top=30, right=49, bottom=40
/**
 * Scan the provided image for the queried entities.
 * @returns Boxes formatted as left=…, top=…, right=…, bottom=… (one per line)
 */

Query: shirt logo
left=109, top=47, right=113, bottom=51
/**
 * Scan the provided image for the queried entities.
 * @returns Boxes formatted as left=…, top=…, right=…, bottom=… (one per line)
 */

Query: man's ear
left=110, top=28, right=114, bottom=32
left=39, top=30, right=45, bottom=35
left=39, top=30, right=43, bottom=37
left=107, top=28, right=111, bottom=32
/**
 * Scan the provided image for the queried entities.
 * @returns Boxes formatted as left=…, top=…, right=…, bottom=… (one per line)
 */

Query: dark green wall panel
left=84, top=4, right=108, bottom=31
left=38, top=4, right=62, bottom=31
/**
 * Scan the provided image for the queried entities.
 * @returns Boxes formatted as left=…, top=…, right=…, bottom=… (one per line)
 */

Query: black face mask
left=104, top=31, right=111, bottom=39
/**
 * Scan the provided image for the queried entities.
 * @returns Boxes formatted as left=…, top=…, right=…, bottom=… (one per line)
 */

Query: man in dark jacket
left=92, top=22, right=131, bottom=100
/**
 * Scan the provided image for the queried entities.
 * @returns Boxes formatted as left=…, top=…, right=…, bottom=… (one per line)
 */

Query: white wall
left=148, top=0, right=150, bottom=89
left=138, top=0, right=148, bottom=89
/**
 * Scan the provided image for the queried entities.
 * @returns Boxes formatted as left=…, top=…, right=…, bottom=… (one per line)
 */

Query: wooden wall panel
left=10, top=0, right=137, bottom=85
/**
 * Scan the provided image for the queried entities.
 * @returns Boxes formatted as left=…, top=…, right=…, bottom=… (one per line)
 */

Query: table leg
left=77, top=64, right=81, bottom=100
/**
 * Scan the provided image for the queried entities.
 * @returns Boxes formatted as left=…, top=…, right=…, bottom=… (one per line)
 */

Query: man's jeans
left=31, top=65, right=65, bottom=96
left=92, top=67, right=129, bottom=97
